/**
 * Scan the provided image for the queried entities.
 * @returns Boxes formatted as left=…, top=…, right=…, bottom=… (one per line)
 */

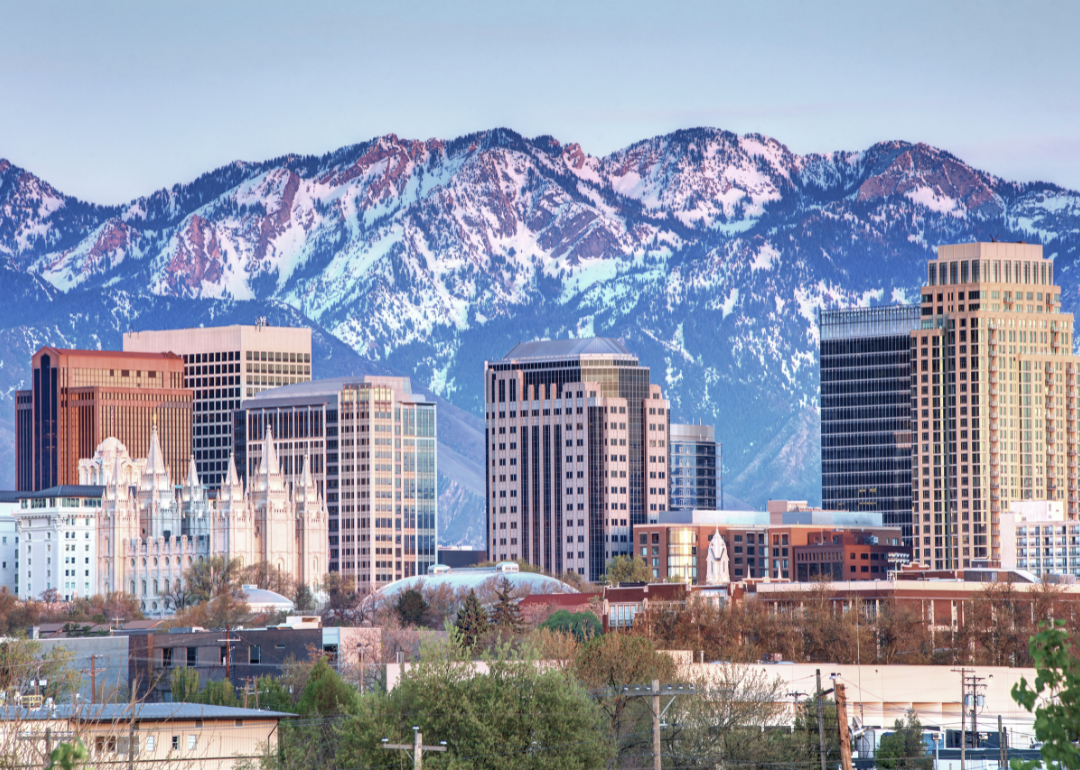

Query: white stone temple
left=73, top=423, right=328, bottom=615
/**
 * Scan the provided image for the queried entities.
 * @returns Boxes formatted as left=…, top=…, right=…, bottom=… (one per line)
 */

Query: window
left=172, top=736, right=179, bottom=751
left=249, top=644, right=261, bottom=664
left=187, top=735, right=197, bottom=751
left=146, top=736, right=156, bottom=752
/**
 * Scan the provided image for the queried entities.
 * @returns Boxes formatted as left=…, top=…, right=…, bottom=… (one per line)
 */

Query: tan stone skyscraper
left=911, top=242, right=1077, bottom=569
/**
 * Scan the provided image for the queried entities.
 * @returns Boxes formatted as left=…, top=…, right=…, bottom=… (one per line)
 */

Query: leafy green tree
left=876, top=712, right=932, bottom=770
left=574, top=632, right=677, bottom=764
left=540, top=610, right=601, bottom=642
left=779, top=691, right=842, bottom=770
left=335, top=633, right=612, bottom=769
left=255, top=675, right=296, bottom=712
left=489, top=577, right=524, bottom=635
left=169, top=666, right=200, bottom=702
left=196, top=678, right=239, bottom=707
left=395, top=588, right=429, bottom=626
left=1012, top=619, right=1080, bottom=770
left=271, top=657, right=360, bottom=770
left=454, top=589, right=488, bottom=647
left=45, top=740, right=88, bottom=770
left=297, top=656, right=359, bottom=716
left=603, top=555, right=652, bottom=585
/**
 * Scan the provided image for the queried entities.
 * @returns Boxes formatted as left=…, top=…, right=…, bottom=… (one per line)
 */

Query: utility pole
left=618, top=681, right=695, bottom=769
left=999, top=714, right=1006, bottom=770
left=89, top=655, right=96, bottom=705
left=836, top=683, right=853, bottom=770
left=381, top=728, right=447, bottom=769
left=952, top=668, right=971, bottom=770
left=653, top=680, right=661, bottom=770
left=127, top=687, right=136, bottom=770
left=816, top=669, right=827, bottom=770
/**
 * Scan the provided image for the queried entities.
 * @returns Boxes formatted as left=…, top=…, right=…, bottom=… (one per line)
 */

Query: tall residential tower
left=484, top=338, right=670, bottom=582
left=912, top=242, right=1080, bottom=569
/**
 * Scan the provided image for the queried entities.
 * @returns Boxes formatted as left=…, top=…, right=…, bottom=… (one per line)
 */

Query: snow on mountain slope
left=2, top=127, right=1080, bottom=545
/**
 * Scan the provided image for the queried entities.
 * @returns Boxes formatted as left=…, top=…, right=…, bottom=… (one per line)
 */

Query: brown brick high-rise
left=16, top=347, right=192, bottom=490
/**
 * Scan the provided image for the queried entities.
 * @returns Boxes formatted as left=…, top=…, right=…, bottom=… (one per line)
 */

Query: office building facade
left=15, top=348, right=192, bottom=491
left=237, top=376, right=437, bottom=588
left=484, top=338, right=670, bottom=582
left=820, top=305, right=921, bottom=544
left=123, top=324, right=312, bottom=487
left=912, top=243, right=1080, bottom=569
left=669, top=423, right=720, bottom=510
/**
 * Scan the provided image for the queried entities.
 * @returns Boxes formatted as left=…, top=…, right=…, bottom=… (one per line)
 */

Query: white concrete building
left=0, top=492, right=20, bottom=595
left=995, top=499, right=1080, bottom=578
left=14, top=424, right=329, bottom=613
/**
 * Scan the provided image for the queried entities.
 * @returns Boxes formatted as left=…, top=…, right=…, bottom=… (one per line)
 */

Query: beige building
left=484, top=338, right=671, bottom=582
left=239, top=376, right=437, bottom=587
left=911, top=242, right=1079, bottom=569
left=123, top=324, right=312, bottom=487
left=0, top=703, right=292, bottom=770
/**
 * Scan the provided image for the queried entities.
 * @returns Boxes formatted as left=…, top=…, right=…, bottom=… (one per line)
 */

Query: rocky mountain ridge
left=2, top=128, right=1080, bottom=546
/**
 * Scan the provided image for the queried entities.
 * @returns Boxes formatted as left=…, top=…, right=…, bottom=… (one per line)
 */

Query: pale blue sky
left=1, top=0, right=1077, bottom=204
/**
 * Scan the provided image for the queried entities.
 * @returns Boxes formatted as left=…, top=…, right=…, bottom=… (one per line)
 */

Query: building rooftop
left=0, top=491, right=20, bottom=504
left=502, top=337, right=633, bottom=360
left=35, top=347, right=183, bottom=361
left=244, top=375, right=423, bottom=405
left=0, top=703, right=296, bottom=721
left=650, top=508, right=890, bottom=529
left=377, top=563, right=579, bottom=597
left=669, top=423, right=715, bottom=442
left=17, top=485, right=105, bottom=500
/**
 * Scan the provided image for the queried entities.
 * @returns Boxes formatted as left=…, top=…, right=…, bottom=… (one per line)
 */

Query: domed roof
left=376, top=564, right=578, bottom=598
left=241, top=585, right=295, bottom=611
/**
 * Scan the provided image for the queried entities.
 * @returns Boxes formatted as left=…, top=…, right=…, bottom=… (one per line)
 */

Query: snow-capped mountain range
left=2, top=127, right=1080, bottom=546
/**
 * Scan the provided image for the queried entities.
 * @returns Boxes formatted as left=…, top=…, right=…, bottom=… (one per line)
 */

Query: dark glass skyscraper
left=669, top=423, right=720, bottom=510
left=819, top=305, right=921, bottom=544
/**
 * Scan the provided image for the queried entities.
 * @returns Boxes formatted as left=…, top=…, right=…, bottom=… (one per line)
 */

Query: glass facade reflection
left=820, top=305, right=921, bottom=544
left=669, top=424, right=720, bottom=510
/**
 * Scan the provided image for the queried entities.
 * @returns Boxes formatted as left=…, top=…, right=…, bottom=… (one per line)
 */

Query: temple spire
left=259, top=425, right=280, bottom=476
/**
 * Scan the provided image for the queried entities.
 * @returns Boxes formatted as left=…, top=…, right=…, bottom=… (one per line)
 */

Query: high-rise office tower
left=484, top=338, right=670, bottom=582
left=668, top=423, right=721, bottom=510
left=819, top=305, right=922, bottom=544
left=236, top=376, right=437, bottom=588
left=15, top=347, right=192, bottom=490
left=123, top=324, right=312, bottom=487
left=911, top=242, right=1080, bottom=569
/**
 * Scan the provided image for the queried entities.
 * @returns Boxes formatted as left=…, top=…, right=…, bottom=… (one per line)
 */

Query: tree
left=602, top=555, right=652, bottom=585
left=169, top=667, right=200, bottom=702
left=395, top=588, right=429, bottom=626
left=320, top=573, right=369, bottom=626
left=540, top=609, right=601, bottom=642
left=876, top=712, right=932, bottom=770
left=196, top=678, right=239, bottom=707
left=297, top=656, right=359, bottom=717
left=254, top=675, right=295, bottom=712
left=243, top=561, right=297, bottom=599
left=663, top=664, right=794, bottom=769
left=489, top=577, right=524, bottom=635
left=293, top=583, right=316, bottom=612
left=183, top=555, right=246, bottom=603
left=1011, top=619, right=1080, bottom=770
left=335, top=633, right=612, bottom=770
left=574, top=632, right=678, bottom=763
left=454, top=589, right=488, bottom=647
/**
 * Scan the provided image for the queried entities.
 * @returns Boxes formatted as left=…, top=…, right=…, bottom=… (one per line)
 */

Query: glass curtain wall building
left=668, top=423, right=720, bottom=510
left=237, top=375, right=437, bottom=589
left=819, top=305, right=922, bottom=544
left=484, top=338, right=670, bottom=582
